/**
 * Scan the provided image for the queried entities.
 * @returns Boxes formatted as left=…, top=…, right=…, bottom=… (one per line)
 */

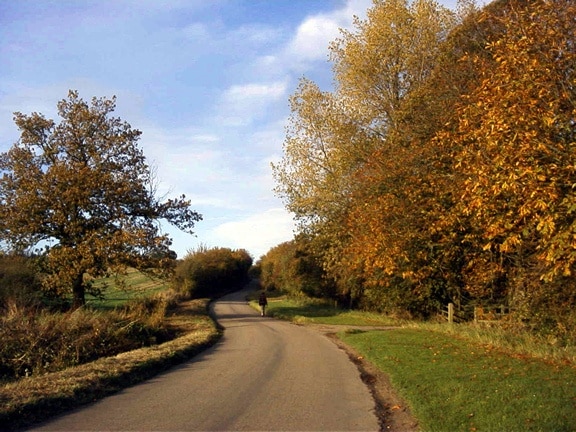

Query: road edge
left=325, top=332, right=419, bottom=432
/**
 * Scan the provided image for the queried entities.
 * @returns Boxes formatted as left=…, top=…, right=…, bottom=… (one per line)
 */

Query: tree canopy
left=273, top=0, right=576, bottom=338
left=0, top=91, right=202, bottom=307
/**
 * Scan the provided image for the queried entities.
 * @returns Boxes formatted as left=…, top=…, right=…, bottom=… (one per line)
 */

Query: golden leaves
left=274, top=0, right=576, bottom=315
left=0, top=91, right=201, bottom=306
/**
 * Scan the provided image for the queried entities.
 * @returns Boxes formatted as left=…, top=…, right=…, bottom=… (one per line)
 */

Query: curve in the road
left=29, top=288, right=380, bottom=431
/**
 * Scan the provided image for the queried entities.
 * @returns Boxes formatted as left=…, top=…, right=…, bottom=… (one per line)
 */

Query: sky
left=0, top=0, right=466, bottom=261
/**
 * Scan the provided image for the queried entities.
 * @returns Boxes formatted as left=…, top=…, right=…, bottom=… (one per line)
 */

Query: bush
left=258, top=239, right=336, bottom=299
left=173, top=247, right=252, bottom=299
left=0, top=255, right=42, bottom=308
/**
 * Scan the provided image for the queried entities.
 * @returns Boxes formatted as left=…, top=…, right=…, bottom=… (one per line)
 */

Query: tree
left=441, top=0, right=576, bottom=317
left=273, top=0, right=458, bottom=310
left=0, top=91, right=202, bottom=308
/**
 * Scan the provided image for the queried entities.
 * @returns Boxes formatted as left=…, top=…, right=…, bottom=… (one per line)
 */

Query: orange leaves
left=442, top=0, right=576, bottom=301
left=274, top=0, right=576, bottom=316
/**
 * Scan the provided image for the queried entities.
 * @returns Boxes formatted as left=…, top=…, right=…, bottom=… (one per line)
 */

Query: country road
left=29, top=287, right=380, bottom=431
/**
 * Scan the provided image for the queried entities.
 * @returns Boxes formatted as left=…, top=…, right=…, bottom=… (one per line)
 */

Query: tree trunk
left=72, top=272, right=86, bottom=309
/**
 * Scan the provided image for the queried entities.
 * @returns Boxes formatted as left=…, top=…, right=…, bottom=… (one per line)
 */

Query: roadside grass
left=340, top=328, right=576, bottom=432
left=407, top=321, right=576, bottom=366
left=263, top=295, right=576, bottom=431
left=250, top=294, right=400, bottom=326
left=0, top=299, right=220, bottom=431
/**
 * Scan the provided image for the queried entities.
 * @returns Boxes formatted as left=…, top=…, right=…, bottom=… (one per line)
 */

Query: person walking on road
left=258, top=291, right=268, bottom=316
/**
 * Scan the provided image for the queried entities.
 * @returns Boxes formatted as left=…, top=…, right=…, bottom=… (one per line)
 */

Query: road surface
left=29, top=287, right=380, bottom=431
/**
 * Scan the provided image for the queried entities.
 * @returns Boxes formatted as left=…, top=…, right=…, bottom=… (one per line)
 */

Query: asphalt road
left=29, top=288, right=380, bottom=431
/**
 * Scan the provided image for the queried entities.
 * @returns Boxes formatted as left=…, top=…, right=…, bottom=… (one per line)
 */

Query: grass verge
left=0, top=299, right=221, bottom=432
left=250, top=294, right=400, bottom=326
left=340, top=328, right=576, bottom=432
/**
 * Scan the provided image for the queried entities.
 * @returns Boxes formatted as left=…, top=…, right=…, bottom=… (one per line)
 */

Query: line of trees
left=271, top=0, right=576, bottom=337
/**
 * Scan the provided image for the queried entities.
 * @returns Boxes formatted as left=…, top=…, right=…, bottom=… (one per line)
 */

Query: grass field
left=264, top=294, right=576, bottom=431
left=342, top=329, right=576, bottom=431
left=86, top=268, right=170, bottom=310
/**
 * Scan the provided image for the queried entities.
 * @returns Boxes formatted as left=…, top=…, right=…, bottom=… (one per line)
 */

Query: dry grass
left=406, top=321, right=576, bottom=366
left=0, top=299, right=221, bottom=431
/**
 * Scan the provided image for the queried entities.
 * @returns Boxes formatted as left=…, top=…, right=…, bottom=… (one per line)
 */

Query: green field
left=86, top=268, right=170, bottom=309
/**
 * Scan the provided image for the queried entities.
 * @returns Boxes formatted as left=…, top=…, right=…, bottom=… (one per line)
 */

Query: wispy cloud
left=216, top=81, right=289, bottom=126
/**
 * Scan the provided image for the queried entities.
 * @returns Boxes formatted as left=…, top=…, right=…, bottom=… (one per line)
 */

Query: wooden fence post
left=448, top=302, right=454, bottom=324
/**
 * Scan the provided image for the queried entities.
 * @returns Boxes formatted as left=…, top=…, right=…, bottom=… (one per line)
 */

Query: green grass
left=340, top=329, right=576, bottom=431
left=254, top=296, right=400, bottom=326
left=87, top=268, right=170, bottom=310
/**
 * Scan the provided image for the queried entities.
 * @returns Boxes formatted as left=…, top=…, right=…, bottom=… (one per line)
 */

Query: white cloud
left=286, top=15, right=340, bottom=63
left=216, top=81, right=288, bottom=126
left=212, top=208, right=295, bottom=259
left=283, top=0, right=372, bottom=69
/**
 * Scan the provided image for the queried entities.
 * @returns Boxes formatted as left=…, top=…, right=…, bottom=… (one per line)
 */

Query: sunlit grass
left=250, top=294, right=401, bottom=326
left=87, top=268, right=170, bottom=310
left=340, top=328, right=576, bottom=432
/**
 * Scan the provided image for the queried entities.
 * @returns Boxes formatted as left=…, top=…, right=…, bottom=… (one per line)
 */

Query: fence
left=440, top=303, right=512, bottom=324
left=439, top=303, right=465, bottom=323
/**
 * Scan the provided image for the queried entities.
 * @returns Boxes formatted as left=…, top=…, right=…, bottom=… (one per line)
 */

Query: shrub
left=258, top=239, right=336, bottom=299
left=0, top=255, right=42, bottom=308
left=173, top=247, right=252, bottom=299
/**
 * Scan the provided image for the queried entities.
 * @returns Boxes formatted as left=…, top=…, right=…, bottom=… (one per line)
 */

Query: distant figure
left=258, top=291, right=268, bottom=316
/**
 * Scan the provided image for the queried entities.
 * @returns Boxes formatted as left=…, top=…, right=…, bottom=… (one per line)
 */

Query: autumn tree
left=0, top=91, right=202, bottom=308
left=441, top=0, right=576, bottom=320
left=274, top=0, right=459, bottom=310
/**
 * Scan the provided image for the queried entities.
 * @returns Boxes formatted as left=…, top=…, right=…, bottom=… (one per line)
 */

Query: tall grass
left=0, top=290, right=183, bottom=381
left=408, top=321, right=576, bottom=366
left=1, top=298, right=220, bottom=431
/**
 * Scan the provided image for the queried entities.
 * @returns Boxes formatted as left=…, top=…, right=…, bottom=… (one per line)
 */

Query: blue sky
left=0, top=0, right=465, bottom=260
